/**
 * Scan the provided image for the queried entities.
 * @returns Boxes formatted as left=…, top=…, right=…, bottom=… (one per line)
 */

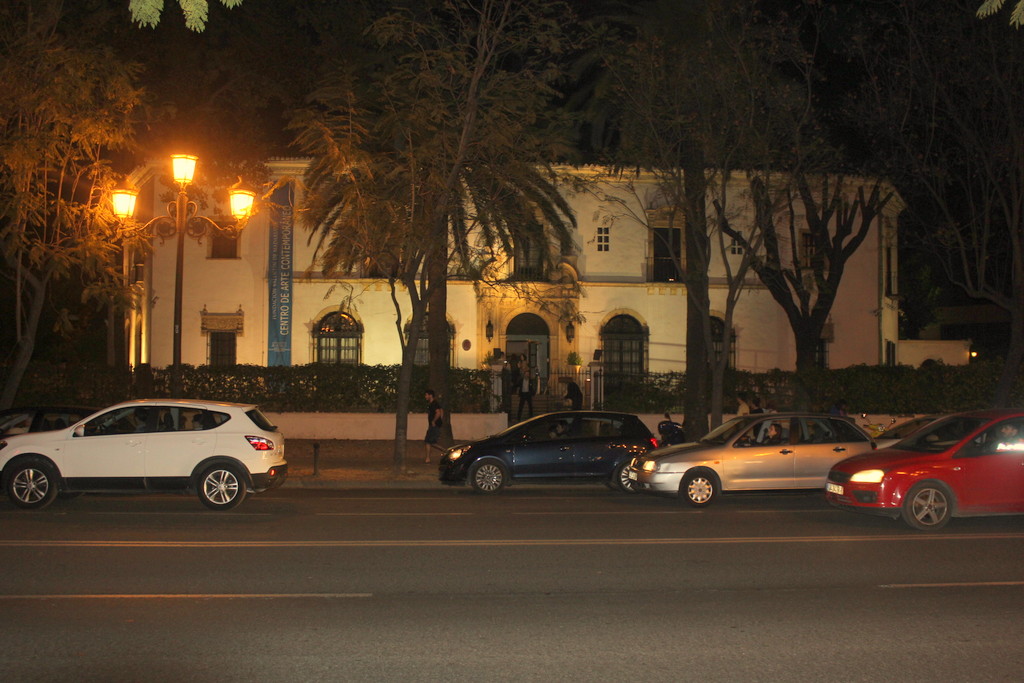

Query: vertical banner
left=267, top=184, right=294, bottom=366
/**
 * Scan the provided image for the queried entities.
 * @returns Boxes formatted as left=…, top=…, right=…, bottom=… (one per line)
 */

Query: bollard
left=313, top=442, right=320, bottom=477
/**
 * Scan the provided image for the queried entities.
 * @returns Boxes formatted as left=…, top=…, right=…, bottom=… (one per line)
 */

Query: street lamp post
left=112, top=154, right=255, bottom=396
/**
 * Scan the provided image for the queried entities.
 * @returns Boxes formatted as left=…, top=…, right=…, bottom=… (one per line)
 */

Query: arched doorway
left=506, top=313, right=550, bottom=394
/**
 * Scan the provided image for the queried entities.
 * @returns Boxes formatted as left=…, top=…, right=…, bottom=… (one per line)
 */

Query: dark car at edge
left=438, top=411, right=657, bottom=494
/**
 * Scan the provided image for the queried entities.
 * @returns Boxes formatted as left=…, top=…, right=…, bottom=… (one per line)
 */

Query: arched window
left=600, top=314, right=647, bottom=375
left=404, top=315, right=455, bottom=366
left=710, top=316, right=737, bottom=369
left=314, top=312, right=362, bottom=364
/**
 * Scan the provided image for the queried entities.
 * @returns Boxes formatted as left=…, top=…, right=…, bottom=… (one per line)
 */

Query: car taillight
left=648, top=437, right=658, bottom=449
left=245, top=435, right=275, bottom=451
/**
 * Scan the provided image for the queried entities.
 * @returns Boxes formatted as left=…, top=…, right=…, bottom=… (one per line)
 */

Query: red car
left=825, top=409, right=1024, bottom=530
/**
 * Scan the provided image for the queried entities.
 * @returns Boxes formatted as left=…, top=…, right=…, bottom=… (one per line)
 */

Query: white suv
left=0, top=399, right=287, bottom=510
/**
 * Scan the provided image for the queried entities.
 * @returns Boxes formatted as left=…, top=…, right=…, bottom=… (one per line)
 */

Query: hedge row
left=6, top=363, right=492, bottom=413
left=5, top=359, right=1021, bottom=415
left=601, top=360, right=1024, bottom=414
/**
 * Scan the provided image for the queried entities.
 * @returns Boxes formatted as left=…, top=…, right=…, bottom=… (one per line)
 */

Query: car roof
left=731, top=412, right=855, bottom=420
left=520, top=410, right=644, bottom=421
left=937, top=408, right=1024, bottom=420
left=105, top=399, right=259, bottom=410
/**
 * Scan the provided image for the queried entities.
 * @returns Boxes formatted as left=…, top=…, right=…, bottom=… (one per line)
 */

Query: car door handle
left=560, top=445, right=571, bottom=451
left=779, top=449, right=793, bottom=455
left=832, top=447, right=847, bottom=452
left=126, top=439, right=142, bottom=447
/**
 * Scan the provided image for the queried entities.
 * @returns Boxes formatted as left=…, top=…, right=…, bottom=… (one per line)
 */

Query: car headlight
left=642, top=460, right=657, bottom=472
left=447, top=447, right=466, bottom=461
left=850, top=469, right=885, bottom=483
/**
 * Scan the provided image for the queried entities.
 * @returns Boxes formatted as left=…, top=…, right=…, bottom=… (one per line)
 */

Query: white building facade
left=124, top=159, right=903, bottom=384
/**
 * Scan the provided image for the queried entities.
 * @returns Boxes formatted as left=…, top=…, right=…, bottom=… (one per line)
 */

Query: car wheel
left=197, top=464, right=248, bottom=510
left=679, top=469, right=717, bottom=507
left=6, top=459, right=59, bottom=510
left=611, top=461, right=640, bottom=493
left=468, top=460, right=507, bottom=494
left=901, top=482, right=953, bottom=531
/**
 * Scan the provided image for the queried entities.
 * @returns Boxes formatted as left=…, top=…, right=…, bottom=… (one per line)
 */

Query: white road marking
left=880, top=581, right=1024, bottom=589
left=0, top=533, right=1021, bottom=548
left=0, top=593, right=372, bottom=600
left=317, top=512, right=473, bottom=516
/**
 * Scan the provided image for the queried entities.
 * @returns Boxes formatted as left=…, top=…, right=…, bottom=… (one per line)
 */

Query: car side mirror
left=73, top=425, right=85, bottom=437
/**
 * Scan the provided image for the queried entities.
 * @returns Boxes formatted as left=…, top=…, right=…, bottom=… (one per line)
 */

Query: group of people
left=425, top=353, right=589, bottom=462
left=736, top=393, right=852, bottom=417
left=736, top=392, right=772, bottom=415
left=508, top=353, right=584, bottom=421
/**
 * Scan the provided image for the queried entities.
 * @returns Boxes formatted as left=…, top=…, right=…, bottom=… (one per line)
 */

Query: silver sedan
left=627, top=413, right=876, bottom=506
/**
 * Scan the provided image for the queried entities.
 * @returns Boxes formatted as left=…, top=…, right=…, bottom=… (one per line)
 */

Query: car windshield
left=885, top=416, right=934, bottom=440
left=699, top=417, right=753, bottom=445
left=896, top=416, right=987, bottom=453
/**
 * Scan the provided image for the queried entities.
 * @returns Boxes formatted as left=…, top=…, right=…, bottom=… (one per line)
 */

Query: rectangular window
left=712, top=334, right=737, bottom=369
left=513, top=237, right=544, bottom=280
left=815, top=338, right=829, bottom=369
left=414, top=337, right=429, bottom=365
left=317, top=337, right=360, bottom=364
left=646, top=208, right=684, bottom=283
left=210, top=232, right=239, bottom=259
left=604, top=338, right=644, bottom=375
left=885, top=246, right=897, bottom=297
left=209, top=331, right=237, bottom=366
left=597, top=226, right=610, bottom=252
left=800, top=232, right=815, bottom=268
left=729, top=237, right=743, bottom=255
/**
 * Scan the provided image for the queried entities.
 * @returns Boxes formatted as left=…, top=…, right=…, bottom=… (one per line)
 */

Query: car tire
left=468, top=460, right=508, bottom=494
left=5, top=459, right=59, bottom=510
left=679, top=469, right=717, bottom=507
left=611, top=461, right=640, bottom=494
left=197, top=464, right=248, bottom=510
left=901, top=482, right=953, bottom=531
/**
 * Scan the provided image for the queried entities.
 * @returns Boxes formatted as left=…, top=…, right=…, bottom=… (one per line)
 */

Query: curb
left=283, top=477, right=440, bottom=490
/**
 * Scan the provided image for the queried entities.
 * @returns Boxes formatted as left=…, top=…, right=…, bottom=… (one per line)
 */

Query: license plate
left=628, top=470, right=638, bottom=481
left=826, top=482, right=843, bottom=495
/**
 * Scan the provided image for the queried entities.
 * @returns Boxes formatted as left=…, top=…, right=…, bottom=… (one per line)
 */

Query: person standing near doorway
left=517, top=358, right=534, bottom=421
left=424, top=389, right=445, bottom=463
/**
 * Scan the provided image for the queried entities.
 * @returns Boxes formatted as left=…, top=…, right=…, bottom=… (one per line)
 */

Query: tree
left=129, top=0, right=245, bottom=31
left=722, top=174, right=894, bottom=374
left=0, top=3, right=142, bottom=408
left=588, top=1, right=806, bottom=431
left=293, top=0, right=575, bottom=473
left=977, top=0, right=1024, bottom=27
left=853, top=0, right=1024, bottom=407
left=592, top=0, right=719, bottom=438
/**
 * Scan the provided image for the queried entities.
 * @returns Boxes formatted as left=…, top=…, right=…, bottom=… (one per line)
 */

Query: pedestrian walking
left=424, top=389, right=445, bottom=463
left=517, top=358, right=534, bottom=421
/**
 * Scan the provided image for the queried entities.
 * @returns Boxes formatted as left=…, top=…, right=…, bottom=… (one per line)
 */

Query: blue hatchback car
left=438, top=411, right=658, bottom=494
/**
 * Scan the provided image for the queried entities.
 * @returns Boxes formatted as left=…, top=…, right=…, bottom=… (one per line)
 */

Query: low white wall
left=898, top=339, right=971, bottom=366
left=265, top=412, right=509, bottom=441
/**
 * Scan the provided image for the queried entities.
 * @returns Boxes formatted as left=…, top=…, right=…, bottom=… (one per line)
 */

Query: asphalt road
left=1, top=487, right=1022, bottom=681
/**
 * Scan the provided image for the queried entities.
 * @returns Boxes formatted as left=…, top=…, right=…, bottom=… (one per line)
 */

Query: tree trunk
left=992, top=303, right=1024, bottom=408
left=428, top=239, right=452, bottom=446
left=683, top=153, right=710, bottom=440
left=390, top=278, right=429, bottom=476
left=0, top=276, right=47, bottom=410
left=392, top=337, right=418, bottom=476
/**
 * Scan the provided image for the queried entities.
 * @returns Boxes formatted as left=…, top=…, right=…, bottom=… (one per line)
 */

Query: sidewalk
left=282, top=439, right=442, bottom=489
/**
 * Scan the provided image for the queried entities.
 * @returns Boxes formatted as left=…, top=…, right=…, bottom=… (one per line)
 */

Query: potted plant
left=567, top=351, right=583, bottom=368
